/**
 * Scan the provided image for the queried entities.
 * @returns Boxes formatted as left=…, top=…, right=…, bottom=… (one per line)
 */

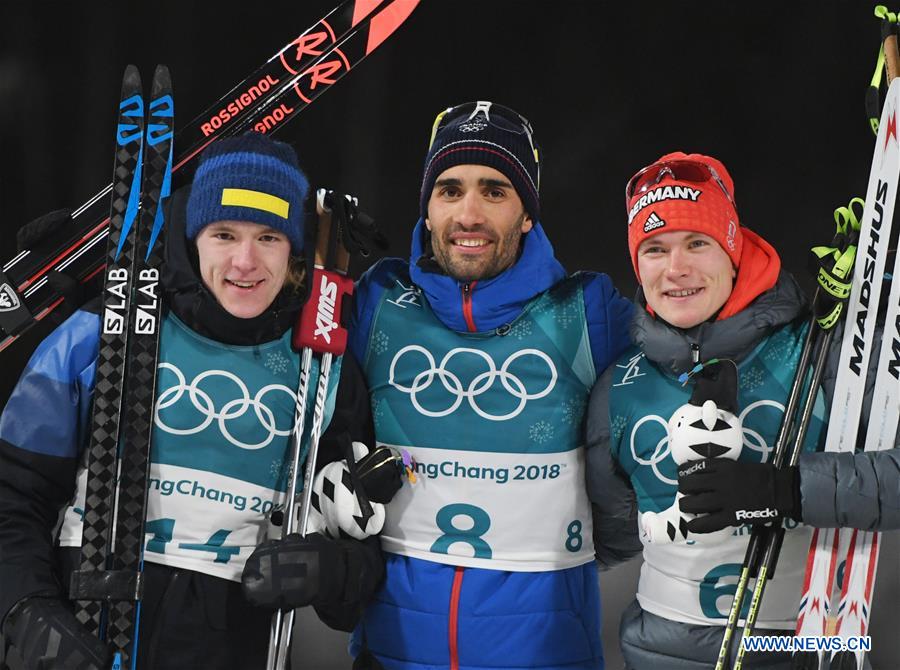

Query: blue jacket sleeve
left=0, top=309, right=99, bottom=625
left=349, top=259, right=406, bottom=369
left=581, top=273, right=634, bottom=377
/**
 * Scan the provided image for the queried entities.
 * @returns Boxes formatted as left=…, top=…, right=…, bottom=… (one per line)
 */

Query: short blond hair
left=283, top=255, right=307, bottom=296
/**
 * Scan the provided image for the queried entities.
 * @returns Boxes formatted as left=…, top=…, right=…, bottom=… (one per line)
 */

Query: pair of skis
left=792, top=17, right=900, bottom=668
left=0, top=0, right=419, bottom=354
left=67, top=65, right=174, bottom=670
left=791, top=77, right=900, bottom=670
left=714, top=78, right=900, bottom=670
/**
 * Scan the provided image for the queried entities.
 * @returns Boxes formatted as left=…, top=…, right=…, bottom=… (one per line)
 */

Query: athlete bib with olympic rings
left=608, top=322, right=826, bottom=627
left=363, top=272, right=597, bottom=571
left=60, top=314, right=341, bottom=582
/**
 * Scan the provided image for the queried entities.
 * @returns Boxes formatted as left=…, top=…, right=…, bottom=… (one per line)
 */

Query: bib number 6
left=700, top=564, right=750, bottom=619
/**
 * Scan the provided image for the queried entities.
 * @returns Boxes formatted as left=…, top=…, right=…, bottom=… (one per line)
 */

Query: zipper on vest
left=449, top=566, right=465, bottom=670
left=461, top=282, right=478, bottom=332
left=691, top=343, right=700, bottom=364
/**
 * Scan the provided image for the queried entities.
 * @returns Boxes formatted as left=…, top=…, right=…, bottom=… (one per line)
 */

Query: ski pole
left=867, top=7, right=900, bottom=135
left=732, top=327, right=834, bottom=670
left=745, top=200, right=862, bottom=670
left=876, top=5, right=900, bottom=84
left=267, top=189, right=355, bottom=670
left=737, top=199, right=862, bottom=670
left=713, top=313, right=821, bottom=670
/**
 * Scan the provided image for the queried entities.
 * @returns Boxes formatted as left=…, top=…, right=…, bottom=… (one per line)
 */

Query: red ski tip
left=366, top=0, right=420, bottom=54
left=352, top=0, right=385, bottom=27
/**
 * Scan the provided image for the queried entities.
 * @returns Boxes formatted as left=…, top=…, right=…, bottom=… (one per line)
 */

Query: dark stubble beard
left=431, top=212, right=528, bottom=283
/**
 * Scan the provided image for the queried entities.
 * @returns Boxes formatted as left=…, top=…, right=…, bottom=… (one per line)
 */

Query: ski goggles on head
left=427, top=100, right=541, bottom=187
left=624, top=159, right=735, bottom=211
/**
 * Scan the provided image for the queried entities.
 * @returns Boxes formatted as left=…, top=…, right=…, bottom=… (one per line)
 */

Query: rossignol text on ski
left=0, top=0, right=420, bottom=354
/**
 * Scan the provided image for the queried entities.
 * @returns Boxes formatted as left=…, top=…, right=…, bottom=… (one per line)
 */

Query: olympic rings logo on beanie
left=186, top=131, right=309, bottom=254
left=419, top=101, right=541, bottom=220
left=624, top=152, right=742, bottom=279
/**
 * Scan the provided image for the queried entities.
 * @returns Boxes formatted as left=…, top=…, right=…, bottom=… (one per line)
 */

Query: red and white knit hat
left=626, top=151, right=742, bottom=280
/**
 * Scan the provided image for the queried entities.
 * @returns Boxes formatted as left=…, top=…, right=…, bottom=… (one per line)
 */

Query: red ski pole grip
left=293, top=267, right=354, bottom=354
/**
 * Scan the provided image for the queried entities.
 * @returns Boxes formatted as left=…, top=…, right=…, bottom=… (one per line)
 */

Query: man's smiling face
left=637, top=230, right=736, bottom=328
left=425, top=164, right=533, bottom=282
left=195, top=220, right=291, bottom=319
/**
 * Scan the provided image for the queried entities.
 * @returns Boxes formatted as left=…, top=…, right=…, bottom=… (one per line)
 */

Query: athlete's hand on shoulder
left=2, top=597, right=112, bottom=670
left=677, top=458, right=801, bottom=533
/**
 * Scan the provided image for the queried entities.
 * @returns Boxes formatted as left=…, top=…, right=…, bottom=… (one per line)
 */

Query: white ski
left=794, top=77, right=900, bottom=670
left=829, top=202, right=900, bottom=669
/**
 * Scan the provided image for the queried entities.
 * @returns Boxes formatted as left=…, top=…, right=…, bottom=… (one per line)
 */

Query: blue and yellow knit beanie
left=186, top=132, right=309, bottom=254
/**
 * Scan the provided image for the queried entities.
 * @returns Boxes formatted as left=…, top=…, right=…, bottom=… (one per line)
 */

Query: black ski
left=69, top=63, right=145, bottom=644
left=108, top=65, right=174, bottom=667
left=0, top=0, right=420, bottom=354
left=69, top=64, right=175, bottom=670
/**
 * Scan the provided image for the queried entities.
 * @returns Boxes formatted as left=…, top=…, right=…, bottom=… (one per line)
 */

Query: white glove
left=308, top=442, right=387, bottom=540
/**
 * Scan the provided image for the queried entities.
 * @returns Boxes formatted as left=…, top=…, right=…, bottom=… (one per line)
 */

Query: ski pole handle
left=882, top=11, right=900, bottom=85
left=292, top=189, right=354, bottom=354
left=293, top=269, right=354, bottom=353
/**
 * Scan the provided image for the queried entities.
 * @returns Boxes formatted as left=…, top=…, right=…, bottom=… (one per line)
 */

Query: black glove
left=15, top=208, right=85, bottom=323
left=16, top=209, right=73, bottom=253
left=324, top=191, right=388, bottom=258
left=356, top=445, right=403, bottom=504
left=2, top=597, right=111, bottom=670
left=242, top=533, right=346, bottom=611
left=678, top=458, right=801, bottom=533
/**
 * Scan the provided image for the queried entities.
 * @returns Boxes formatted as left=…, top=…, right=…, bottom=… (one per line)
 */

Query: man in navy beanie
left=0, top=131, right=389, bottom=669
left=347, top=102, right=635, bottom=670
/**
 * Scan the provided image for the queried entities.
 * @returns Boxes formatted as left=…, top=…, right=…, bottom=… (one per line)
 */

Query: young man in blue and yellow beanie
left=0, top=132, right=384, bottom=669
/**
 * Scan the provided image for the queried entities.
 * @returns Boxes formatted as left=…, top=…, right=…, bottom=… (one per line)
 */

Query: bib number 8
left=431, top=504, right=492, bottom=559
left=565, top=519, right=583, bottom=552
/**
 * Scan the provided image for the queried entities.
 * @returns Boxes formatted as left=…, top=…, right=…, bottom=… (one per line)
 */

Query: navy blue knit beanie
left=420, top=101, right=540, bottom=220
left=187, top=132, right=309, bottom=254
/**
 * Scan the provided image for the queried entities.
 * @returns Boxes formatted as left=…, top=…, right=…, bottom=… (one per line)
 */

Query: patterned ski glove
left=242, top=532, right=383, bottom=615
left=2, top=597, right=112, bottom=670
left=307, top=442, right=402, bottom=541
left=242, top=533, right=343, bottom=611
left=678, top=458, right=802, bottom=533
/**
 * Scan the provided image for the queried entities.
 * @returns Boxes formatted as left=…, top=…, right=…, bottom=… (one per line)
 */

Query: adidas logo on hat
left=643, top=211, right=666, bottom=233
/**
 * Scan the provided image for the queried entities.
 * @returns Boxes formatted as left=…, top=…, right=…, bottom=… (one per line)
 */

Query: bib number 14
left=145, top=517, right=240, bottom=563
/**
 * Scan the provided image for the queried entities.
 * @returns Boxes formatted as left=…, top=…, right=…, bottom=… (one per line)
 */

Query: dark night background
left=0, top=1, right=881, bottom=393
left=1, top=1, right=897, bottom=667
